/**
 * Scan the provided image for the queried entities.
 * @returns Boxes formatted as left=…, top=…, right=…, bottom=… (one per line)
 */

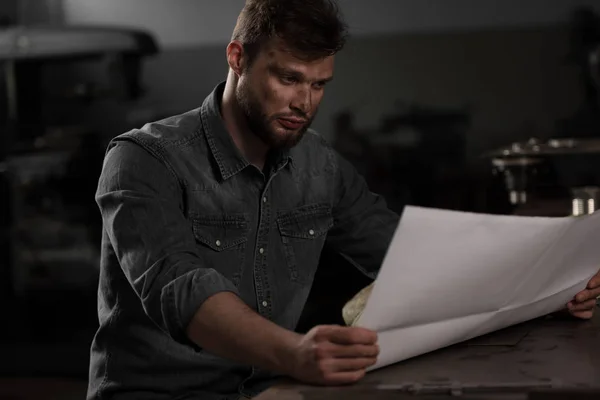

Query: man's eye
left=281, top=75, right=297, bottom=84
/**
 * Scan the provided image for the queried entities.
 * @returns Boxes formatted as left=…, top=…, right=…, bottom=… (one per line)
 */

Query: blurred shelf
left=0, top=26, right=157, bottom=61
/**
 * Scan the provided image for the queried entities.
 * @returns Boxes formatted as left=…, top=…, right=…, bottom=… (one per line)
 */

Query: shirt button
left=215, top=240, right=221, bottom=247
left=308, top=229, right=315, bottom=236
left=262, top=197, right=267, bottom=203
left=262, top=301, right=268, bottom=307
left=259, top=248, right=264, bottom=254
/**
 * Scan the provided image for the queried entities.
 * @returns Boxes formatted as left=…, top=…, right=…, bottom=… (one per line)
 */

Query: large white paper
left=355, top=206, right=600, bottom=371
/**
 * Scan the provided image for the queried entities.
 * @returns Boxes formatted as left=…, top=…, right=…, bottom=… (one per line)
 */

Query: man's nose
left=290, top=86, right=312, bottom=116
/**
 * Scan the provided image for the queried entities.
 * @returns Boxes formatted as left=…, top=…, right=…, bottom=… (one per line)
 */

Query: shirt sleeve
left=326, top=148, right=400, bottom=279
left=95, top=139, right=240, bottom=343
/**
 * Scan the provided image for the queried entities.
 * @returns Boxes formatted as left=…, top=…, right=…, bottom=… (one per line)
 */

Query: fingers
left=316, top=341, right=379, bottom=359
left=588, top=273, right=600, bottom=289
left=569, top=309, right=594, bottom=320
left=573, top=270, right=600, bottom=303
left=320, top=369, right=366, bottom=386
left=315, top=356, right=375, bottom=386
left=333, top=343, right=380, bottom=359
left=569, top=269, right=600, bottom=303
left=568, top=298, right=597, bottom=312
left=567, top=295, right=597, bottom=320
left=575, top=287, right=600, bottom=303
left=307, top=326, right=379, bottom=386
left=316, top=325, right=377, bottom=345
left=327, top=356, right=377, bottom=372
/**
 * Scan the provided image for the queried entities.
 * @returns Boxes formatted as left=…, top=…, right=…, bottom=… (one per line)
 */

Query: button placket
left=254, top=183, right=274, bottom=318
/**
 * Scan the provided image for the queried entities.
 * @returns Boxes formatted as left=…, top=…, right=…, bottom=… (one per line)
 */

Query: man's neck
left=221, top=74, right=269, bottom=170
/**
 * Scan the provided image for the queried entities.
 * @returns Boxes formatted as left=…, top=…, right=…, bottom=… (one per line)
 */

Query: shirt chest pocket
left=191, top=214, right=249, bottom=288
left=277, top=204, right=333, bottom=284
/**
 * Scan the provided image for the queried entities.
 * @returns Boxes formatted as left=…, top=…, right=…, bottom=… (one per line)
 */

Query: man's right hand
left=287, top=325, right=379, bottom=386
left=186, top=292, right=378, bottom=386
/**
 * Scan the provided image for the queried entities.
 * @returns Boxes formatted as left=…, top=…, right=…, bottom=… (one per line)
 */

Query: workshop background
left=1, top=0, right=600, bottom=399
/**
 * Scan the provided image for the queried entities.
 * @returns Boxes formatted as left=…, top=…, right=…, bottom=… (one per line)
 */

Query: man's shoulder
left=113, top=107, right=205, bottom=153
left=291, top=128, right=338, bottom=174
left=295, top=128, right=335, bottom=154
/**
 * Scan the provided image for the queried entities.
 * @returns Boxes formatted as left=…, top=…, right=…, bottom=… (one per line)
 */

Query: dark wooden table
left=255, top=310, right=600, bottom=400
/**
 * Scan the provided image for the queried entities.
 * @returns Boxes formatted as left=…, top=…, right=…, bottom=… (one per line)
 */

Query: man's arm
left=187, top=291, right=380, bottom=384
left=186, top=291, right=301, bottom=372
left=96, top=140, right=242, bottom=343
left=326, top=148, right=400, bottom=278
left=97, top=140, right=378, bottom=384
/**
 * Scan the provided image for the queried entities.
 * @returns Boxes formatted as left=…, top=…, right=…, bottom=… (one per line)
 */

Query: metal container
left=571, top=186, right=600, bottom=216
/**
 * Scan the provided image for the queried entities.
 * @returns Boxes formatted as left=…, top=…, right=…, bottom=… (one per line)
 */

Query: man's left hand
left=567, top=269, right=600, bottom=319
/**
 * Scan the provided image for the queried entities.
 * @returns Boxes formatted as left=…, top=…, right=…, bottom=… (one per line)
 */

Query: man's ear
left=227, top=41, right=246, bottom=76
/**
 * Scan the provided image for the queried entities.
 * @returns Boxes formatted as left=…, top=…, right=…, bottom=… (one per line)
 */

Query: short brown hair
left=232, top=0, right=348, bottom=63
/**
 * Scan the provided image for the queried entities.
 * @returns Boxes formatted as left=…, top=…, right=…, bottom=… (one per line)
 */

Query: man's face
left=236, top=39, right=335, bottom=150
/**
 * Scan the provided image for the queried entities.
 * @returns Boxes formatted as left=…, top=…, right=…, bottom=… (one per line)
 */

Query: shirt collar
left=201, top=82, right=250, bottom=181
left=200, top=82, right=293, bottom=180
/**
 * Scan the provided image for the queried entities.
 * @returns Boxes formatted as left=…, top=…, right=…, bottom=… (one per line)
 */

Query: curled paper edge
left=342, top=282, right=374, bottom=326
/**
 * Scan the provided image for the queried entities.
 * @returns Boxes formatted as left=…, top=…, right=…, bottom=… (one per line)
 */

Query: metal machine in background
left=485, top=137, right=600, bottom=216
left=484, top=7, right=600, bottom=218
left=0, top=25, right=158, bottom=343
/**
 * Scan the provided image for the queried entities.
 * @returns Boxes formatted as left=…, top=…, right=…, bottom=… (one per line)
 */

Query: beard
left=236, top=81, right=315, bottom=150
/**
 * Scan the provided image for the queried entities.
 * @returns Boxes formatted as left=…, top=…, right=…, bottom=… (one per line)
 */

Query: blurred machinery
left=485, top=137, right=600, bottom=216
left=484, top=7, right=600, bottom=217
left=0, top=25, right=158, bottom=336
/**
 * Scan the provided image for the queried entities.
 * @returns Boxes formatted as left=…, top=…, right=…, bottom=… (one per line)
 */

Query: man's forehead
left=262, top=37, right=297, bottom=57
left=262, top=37, right=334, bottom=66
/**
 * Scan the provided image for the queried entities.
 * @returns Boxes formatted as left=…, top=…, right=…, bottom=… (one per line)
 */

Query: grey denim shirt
left=87, top=82, right=400, bottom=400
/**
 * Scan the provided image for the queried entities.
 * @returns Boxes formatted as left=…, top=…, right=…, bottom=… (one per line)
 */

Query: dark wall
left=112, top=25, right=584, bottom=162
left=0, top=0, right=17, bottom=25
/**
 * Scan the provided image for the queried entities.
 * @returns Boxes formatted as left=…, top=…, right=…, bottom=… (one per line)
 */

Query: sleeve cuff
left=161, top=268, right=240, bottom=344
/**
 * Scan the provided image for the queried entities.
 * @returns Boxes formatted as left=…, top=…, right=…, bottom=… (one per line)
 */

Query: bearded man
left=88, top=1, right=600, bottom=399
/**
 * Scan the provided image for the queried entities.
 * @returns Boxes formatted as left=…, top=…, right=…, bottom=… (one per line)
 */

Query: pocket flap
left=191, top=215, right=248, bottom=251
left=277, top=204, right=333, bottom=239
